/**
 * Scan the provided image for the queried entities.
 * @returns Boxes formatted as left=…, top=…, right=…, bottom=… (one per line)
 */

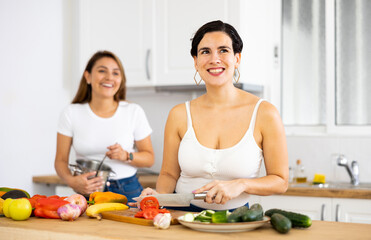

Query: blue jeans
left=164, top=202, right=250, bottom=212
left=105, top=174, right=143, bottom=203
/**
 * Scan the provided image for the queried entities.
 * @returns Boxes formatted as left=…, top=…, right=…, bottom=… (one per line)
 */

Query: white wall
left=0, top=0, right=72, bottom=195
left=287, top=136, right=371, bottom=183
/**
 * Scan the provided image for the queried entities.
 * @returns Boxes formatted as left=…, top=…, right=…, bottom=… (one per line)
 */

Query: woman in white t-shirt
left=55, top=50, right=154, bottom=201
left=132, top=21, right=288, bottom=211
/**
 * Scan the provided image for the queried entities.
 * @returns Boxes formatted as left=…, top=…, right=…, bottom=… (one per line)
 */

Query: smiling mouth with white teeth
left=102, top=83, right=114, bottom=88
left=208, top=68, right=224, bottom=73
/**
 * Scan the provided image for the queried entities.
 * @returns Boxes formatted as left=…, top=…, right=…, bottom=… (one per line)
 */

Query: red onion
left=57, top=203, right=81, bottom=221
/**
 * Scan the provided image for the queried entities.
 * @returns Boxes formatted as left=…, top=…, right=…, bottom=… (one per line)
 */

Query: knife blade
left=133, top=192, right=207, bottom=207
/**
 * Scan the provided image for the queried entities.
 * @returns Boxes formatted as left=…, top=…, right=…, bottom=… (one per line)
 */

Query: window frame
left=276, top=0, right=371, bottom=137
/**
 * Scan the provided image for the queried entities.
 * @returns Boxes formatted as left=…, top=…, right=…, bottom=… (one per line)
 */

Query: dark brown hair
left=190, top=20, right=243, bottom=57
left=72, top=50, right=126, bottom=103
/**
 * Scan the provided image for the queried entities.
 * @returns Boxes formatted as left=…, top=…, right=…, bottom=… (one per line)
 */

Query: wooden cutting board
left=101, top=208, right=189, bottom=226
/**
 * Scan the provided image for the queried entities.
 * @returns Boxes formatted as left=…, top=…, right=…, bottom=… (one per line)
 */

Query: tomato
left=8, top=198, right=32, bottom=221
left=143, top=208, right=159, bottom=220
left=158, top=209, right=170, bottom=214
left=140, top=196, right=159, bottom=210
left=134, top=210, right=144, bottom=218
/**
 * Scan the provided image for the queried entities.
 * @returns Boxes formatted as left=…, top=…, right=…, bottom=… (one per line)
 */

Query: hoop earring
left=194, top=71, right=202, bottom=86
left=234, top=68, right=240, bottom=83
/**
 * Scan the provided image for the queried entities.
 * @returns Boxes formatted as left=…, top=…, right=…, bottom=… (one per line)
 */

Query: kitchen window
left=281, top=0, right=371, bottom=135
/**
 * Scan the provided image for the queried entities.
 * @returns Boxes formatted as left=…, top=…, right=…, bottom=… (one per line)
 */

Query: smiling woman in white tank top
left=134, top=20, right=289, bottom=211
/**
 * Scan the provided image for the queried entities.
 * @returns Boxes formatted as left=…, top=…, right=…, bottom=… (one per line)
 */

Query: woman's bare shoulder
left=257, top=100, right=283, bottom=129
left=166, top=103, right=188, bottom=127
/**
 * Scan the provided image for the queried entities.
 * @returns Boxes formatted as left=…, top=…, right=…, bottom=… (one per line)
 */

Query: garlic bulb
left=153, top=213, right=172, bottom=229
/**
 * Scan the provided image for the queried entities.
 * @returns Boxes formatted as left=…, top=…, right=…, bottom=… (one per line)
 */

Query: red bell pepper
left=28, top=194, right=47, bottom=209
left=34, top=196, right=69, bottom=219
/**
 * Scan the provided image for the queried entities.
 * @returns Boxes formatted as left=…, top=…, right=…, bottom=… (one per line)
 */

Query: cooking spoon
left=95, top=155, right=107, bottom=177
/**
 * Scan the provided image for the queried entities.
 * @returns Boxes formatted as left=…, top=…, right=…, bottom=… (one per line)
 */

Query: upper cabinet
left=154, top=0, right=239, bottom=86
left=77, top=0, right=278, bottom=89
left=78, top=0, right=155, bottom=87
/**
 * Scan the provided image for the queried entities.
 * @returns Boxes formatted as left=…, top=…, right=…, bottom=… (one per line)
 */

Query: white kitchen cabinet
left=154, top=0, right=239, bottom=86
left=333, top=198, right=371, bottom=224
left=78, top=0, right=277, bottom=89
left=155, top=0, right=279, bottom=87
left=258, top=195, right=371, bottom=224
left=78, top=0, right=155, bottom=87
left=259, top=195, right=332, bottom=221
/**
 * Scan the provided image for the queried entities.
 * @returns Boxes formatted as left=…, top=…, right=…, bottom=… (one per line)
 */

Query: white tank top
left=175, top=99, right=264, bottom=210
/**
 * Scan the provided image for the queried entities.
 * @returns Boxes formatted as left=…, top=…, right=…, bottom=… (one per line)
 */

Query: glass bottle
left=294, top=159, right=307, bottom=183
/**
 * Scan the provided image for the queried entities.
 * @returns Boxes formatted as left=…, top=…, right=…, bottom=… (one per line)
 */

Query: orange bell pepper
left=88, top=191, right=127, bottom=205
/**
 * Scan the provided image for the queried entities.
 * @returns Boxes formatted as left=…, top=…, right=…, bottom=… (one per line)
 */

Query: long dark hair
left=72, top=50, right=126, bottom=103
left=190, top=20, right=243, bottom=57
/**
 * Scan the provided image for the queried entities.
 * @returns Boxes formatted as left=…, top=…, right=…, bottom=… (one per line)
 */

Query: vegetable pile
left=181, top=203, right=312, bottom=234
left=0, top=188, right=130, bottom=222
left=183, top=203, right=264, bottom=224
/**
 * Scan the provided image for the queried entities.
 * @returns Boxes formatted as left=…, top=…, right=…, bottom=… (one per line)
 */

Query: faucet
left=337, top=154, right=359, bottom=186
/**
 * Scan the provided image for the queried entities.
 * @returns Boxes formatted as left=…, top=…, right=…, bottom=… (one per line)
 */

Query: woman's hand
left=128, top=187, right=159, bottom=207
left=106, top=143, right=129, bottom=162
left=68, top=172, right=104, bottom=197
left=193, top=179, right=247, bottom=205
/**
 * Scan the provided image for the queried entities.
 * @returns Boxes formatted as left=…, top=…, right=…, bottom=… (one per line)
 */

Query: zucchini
left=227, top=206, right=249, bottom=223
left=265, top=208, right=312, bottom=228
left=270, top=213, right=292, bottom=234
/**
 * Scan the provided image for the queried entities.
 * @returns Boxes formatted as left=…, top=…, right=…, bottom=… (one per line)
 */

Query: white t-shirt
left=57, top=101, right=152, bottom=179
left=176, top=99, right=264, bottom=210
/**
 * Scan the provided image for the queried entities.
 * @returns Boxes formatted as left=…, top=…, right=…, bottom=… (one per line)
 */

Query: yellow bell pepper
left=88, top=192, right=127, bottom=205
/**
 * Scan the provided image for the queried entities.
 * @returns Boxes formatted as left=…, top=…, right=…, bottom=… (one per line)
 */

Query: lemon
left=8, top=198, right=32, bottom=221
left=3, top=198, right=14, bottom=218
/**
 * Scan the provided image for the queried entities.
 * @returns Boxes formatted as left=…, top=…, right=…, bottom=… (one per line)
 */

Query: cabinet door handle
left=145, top=49, right=151, bottom=80
left=321, top=204, right=325, bottom=221
left=335, top=204, right=340, bottom=222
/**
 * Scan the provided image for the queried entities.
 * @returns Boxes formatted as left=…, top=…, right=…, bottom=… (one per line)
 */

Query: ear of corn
left=86, top=203, right=129, bottom=220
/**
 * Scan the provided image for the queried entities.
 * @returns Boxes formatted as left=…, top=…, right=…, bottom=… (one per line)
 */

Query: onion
left=57, top=203, right=81, bottom=221
left=153, top=213, right=172, bottom=229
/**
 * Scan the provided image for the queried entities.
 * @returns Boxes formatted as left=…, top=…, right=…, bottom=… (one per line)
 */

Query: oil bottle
left=294, top=159, right=307, bottom=183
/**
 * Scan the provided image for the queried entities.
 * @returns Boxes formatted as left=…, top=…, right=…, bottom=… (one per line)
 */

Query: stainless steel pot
left=69, top=159, right=116, bottom=192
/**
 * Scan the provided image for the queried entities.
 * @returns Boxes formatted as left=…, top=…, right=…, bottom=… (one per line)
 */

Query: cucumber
left=200, top=210, right=215, bottom=217
left=270, top=213, right=292, bottom=234
left=211, top=210, right=229, bottom=223
left=227, top=206, right=249, bottom=223
left=183, top=213, right=195, bottom=222
left=194, top=214, right=212, bottom=222
left=250, top=203, right=263, bottom=213
left=265, top=208, right=312, bottom=228
left=241, top=203, right=264, bottom=222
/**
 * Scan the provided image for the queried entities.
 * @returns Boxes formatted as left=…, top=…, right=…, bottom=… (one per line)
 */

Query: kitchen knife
left=133, top=192, right=207, bottom=207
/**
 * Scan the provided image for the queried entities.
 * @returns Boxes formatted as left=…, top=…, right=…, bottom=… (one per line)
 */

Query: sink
left=290, top=182, right=371, bottom=190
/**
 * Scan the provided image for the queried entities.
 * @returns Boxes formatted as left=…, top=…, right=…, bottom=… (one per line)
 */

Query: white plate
left=177, top=215, right=270, bottom=233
